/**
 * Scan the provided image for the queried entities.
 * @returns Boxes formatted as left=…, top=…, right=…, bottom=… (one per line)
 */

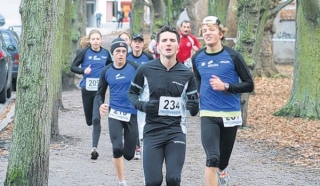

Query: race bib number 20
left=158, top=96, right=182, bottom=116
left=86, top=78, right=99, bottom=91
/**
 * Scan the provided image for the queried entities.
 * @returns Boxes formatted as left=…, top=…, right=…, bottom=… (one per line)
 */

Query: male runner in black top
left=128, top=26, right=199, bottom=186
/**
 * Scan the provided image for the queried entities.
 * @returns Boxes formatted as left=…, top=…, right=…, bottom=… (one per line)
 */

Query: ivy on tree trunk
left=275, top=0, right=320, bottom=119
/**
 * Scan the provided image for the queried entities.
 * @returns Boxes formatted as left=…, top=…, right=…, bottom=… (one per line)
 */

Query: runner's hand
left=186, top=96, right=199, bottom=116
left=99, top=103, right=109, bottom=116
left=210, top=75, right=224, bottom=91
left=142, top=100, right=159, bottom=116
left=84, top=64, right=92, bottom=74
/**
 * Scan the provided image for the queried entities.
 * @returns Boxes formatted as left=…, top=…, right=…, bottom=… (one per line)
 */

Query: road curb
left=0, top=105, right=15, bottom=132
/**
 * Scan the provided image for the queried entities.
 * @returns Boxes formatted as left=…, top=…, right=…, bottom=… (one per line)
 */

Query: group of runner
left=70, top=16, right=254, bottom=186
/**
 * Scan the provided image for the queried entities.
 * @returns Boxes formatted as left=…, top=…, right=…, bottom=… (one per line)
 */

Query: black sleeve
left=228, top=53, right=254, bottom=93
left=127, top=65, right=146, bottom=112
left=191, top=51, right=201, bottom=92
left=96, top=66, right=110, bottom=106
left=105, top=50, right=113, bottom=66
left=186, top=72, right=199, bottom=101
left=70, top=47, right=89, bottom=74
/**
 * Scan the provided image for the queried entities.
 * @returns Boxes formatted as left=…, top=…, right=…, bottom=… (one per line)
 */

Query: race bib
left=222, top=116, right=242, bottom=127
left=158, top=96, right=182, bottom=116
left=109, top=108, right=131, bottom=122
left=86, top=78, right=99, bottom=91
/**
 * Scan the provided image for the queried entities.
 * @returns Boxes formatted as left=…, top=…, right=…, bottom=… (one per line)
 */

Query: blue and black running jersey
left=128, top=59, right=198, bottom=136
left=70, top=46, right=113, bottom=88
left=126, top=51, right=154, bottom=65
left=96, top=60, right=139, bottom=114
left=192, top=46, right=254, bottom=117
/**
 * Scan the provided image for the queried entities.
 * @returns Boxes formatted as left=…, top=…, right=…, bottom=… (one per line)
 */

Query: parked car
left=0, top=14, right=5, bottom=26
left=0, top=31, right=12, bottom=103
left=8, top=25, right=22, bottom=39
left=0, top=28, right=20, bottom=91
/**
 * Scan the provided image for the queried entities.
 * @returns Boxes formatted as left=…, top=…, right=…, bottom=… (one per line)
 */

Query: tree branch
left=270, top=0, right=294, bottom=16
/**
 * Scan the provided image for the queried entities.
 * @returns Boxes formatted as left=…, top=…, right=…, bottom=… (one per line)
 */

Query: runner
left=128, top=26, right=199, bottom=186
left=97, top=38, right=139, bottom=186
left=127, top=33, right=153, bottom=65
left=148, top=33, right=160, bottom=59
left=118, top=31, right=132, bottom=53
left=176, top=20, right=201, bottom=68
left=70, top=29, right=113, bottom=160
left=126, top=33, right=153, bottom=160
left=192, top=16, right=254, bottom=186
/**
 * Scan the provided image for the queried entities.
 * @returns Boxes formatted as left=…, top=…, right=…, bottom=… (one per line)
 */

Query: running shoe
left=134, top=147, right=141, bottom=160
left=118, top=182, right=128, bottom=186
left=91, top=147, right=99, bottom=160
left=217, top=169, right=230, bottom=186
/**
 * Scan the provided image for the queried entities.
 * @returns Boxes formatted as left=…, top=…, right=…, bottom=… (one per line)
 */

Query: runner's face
left=89, top=33, right=102, bottom=51
left=158, top=31, right=179, bottom=58
left=201, top=24, right=222, bottom=47
left=113, top=47, right=127, bottom=65
left=131, top=39, right=144, bottom=52
left=120, top=34, right=131, bottom=46
left=180, top=22, right=191, bottom=36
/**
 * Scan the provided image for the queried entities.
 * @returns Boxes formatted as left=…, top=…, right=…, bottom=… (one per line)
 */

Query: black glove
left=142, top=100, right=159, bottom=116
left=186, top=96, right=199, bottom=116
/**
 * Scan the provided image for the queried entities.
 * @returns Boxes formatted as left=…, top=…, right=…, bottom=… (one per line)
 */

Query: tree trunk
left=5, top=0, right=65, bottom=185
left=235, top=0, right=262, bottom=127
left=256, top=0, right=294, bottom=77
left=209, top=0, right=230, bottom=24
left=131, top=0, right=145, bottom=34
left=152, top=0, right=166, bottom=29
left=275, top=0, right=320, bottom=119
left=185, top=0, right=199, bottom=34
left=61, top=0, right=75, bottom=90
left=51, top=1, right=71, bottom=140
left=65, top=0, right=87, bottom=90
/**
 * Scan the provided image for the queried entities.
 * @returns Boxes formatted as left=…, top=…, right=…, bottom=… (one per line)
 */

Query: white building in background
left=272, top=0, right=296, bottom=63
left=86, top=0, right=132, bottom=27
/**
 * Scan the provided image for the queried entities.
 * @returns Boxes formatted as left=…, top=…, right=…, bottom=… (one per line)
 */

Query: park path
left=2, top=89, right=319, bottom=185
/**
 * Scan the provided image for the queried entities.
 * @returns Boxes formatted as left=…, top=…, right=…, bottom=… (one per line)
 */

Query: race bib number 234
left=158, top=96, right=182, bottom=116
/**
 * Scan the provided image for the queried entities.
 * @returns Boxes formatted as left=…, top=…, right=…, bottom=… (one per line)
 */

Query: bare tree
left=5, top=0, right=66, bottom=185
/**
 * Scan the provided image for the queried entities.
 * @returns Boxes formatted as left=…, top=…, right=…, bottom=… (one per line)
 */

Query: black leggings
left=81, top=88, right=101, bottom=148
left=108, top=115, right=138, bottom=160
left=201, top=116, right=238, bottom=170
left=143, top=132, right=186, bottom=186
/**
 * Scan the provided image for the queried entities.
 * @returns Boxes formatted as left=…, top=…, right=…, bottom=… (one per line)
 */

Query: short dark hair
left=156, top=26, right=180, bottom=43
left=180, top=20, right=191, bottom=27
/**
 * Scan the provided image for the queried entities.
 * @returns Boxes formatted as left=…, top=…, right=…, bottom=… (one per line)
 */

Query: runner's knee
left=123, top=152, right=134, bottom=160
left=92, top=117, right=100, bottom=126
left=206, top=156, right=219, bottom=167
left=166, top=176, right=180, bottom=186
left=145, top=178, right=163, bottom=186
left=113, top=147, right=123, bottom=158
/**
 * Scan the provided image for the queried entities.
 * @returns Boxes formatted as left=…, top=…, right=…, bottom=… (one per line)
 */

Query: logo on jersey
left=115, top=73, right=125, bottom=80
left=101, top=56, right=107, bottom=59
left=201, top=62, right=206, bottom=66
left=93, top=56, right=101, bottom=60
left=220, top=60, right=230, bottom=64
left=186, top=42, right=191, bottom=47
left=208, top=60, right=218, bottom=67
left=172, top=81, right=183, bottom=87
left=88, top=56, right=93, bottom=60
